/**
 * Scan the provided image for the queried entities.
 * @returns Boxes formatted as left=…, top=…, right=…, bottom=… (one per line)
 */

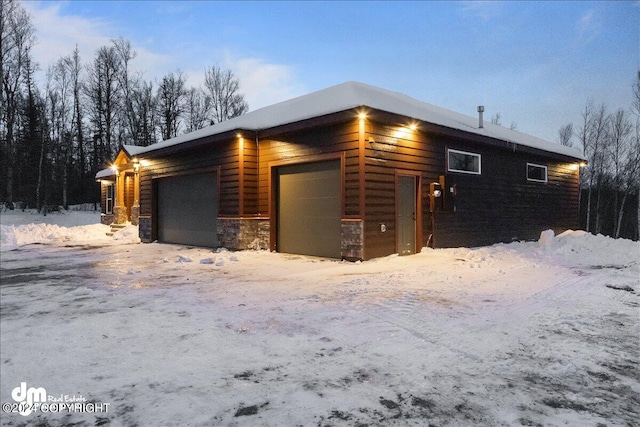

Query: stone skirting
left=130, top=205, right=140, bottom=226
left=217, top=218, right=270, bottom=250
left=341, top=219, right=364, bottom=260
left=136, top=215, right=363, bottom=259
left=138, top=216, right=152, bottom=242
left=113, top=205, right=128, bottom=224
left=100, top=213, right=114, bottom=225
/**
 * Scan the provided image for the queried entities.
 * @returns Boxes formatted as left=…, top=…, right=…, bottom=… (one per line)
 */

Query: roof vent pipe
left=477, top=105, right=485, bottom=129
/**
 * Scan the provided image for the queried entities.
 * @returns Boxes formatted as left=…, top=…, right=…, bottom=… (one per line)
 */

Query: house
left=97, top=81, right=585, bottom=260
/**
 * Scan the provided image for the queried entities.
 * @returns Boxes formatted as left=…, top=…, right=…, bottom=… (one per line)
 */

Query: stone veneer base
left=217, top=218, right=270, bottom=250
left=137, top=216, right=365, bottom=260
left=341, top=219, right=364, bottom=260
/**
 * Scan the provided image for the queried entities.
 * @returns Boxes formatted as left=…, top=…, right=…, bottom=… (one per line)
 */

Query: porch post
left=131, top=161, right=140, bottom=225
left=113, top=167, right=128, bottom=224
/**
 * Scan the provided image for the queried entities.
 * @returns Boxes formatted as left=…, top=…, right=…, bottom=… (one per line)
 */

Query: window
left=448, top=149, right=481, bottom=175
left=105, top=183, right=114, bottom=214
left=527, top=163, right=547, bottom=183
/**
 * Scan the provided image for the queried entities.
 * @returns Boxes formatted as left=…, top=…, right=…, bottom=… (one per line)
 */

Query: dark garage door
left=157, top=173, right=218, bottom=247
left=277, top=160, right=341, bottom=258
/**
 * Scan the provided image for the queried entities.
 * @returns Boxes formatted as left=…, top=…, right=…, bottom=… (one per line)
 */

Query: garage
left=277, top=160, right=341, bottom=258
left=157, top=173, right=218, bottom=247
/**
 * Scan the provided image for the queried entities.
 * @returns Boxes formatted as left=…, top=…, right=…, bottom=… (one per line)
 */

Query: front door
left=397, top=175, right=416, bottom=255
left=124, top=174, right=133, bottom=221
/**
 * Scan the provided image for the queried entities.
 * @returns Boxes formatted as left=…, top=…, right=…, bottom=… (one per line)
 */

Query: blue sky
left=24, top=1, right=638, bottom=145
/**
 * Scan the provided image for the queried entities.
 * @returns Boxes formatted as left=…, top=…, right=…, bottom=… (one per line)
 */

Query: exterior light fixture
left=358, top=112, right=367, bottom=120
left=409, top=123, right=417, bottom=131
left=110, top=164, right=118, bottom=172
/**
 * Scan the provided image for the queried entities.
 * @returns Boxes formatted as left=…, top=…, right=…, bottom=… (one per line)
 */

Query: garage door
left=277, top=160, right=341, bottom=258
left=157, top=173, right=218, bottom=247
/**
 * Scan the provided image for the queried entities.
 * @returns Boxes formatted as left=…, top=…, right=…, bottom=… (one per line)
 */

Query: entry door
left=124, top=174, right=133, bottom=220
left=397, top=175, right=417, bottom=255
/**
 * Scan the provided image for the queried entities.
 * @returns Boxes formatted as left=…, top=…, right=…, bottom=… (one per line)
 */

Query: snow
left=126, top=82, right=585, bottom=161
left=95, top=167, right=115, bottom=179
left=1, top=214, right=638, bottom=426
left=0, top=208, right=140, bottom=251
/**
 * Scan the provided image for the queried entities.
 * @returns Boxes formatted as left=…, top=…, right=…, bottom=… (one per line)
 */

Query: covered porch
left=95, top=149, right=141, bottom=227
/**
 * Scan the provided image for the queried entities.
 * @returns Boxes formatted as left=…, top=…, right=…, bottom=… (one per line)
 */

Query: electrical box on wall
left=429, top=181, right=442, bottom=212
left=380, top=224, right=386, bottom=232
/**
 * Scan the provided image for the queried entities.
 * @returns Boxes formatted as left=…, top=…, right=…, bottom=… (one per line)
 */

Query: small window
left=527, top=163, right=547, bottom=183
left=448, top=149, right=481, bottom=175
left=105, top=183, right=114, bottom=214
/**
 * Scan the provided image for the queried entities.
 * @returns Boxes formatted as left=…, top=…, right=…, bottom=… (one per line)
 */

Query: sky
left=22, top=0, right=639, bottom=145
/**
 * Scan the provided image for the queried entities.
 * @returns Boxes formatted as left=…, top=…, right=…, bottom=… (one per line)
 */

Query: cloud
left=184, top=53, right=307, bottom=111
left=22, top=2, right=305, bottom=111
left=223, top=55, right=306, bottom=110
left=459, top=1, right=503, bottom=22
left=22, top=2, right=110, bottom=70
left=22, top=1, right=168, bottom=80
left=576, top=9, right=600, bottom=42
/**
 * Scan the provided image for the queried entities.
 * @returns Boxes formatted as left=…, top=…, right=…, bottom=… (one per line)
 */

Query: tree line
left=1, top=0, right=248, bottom=211
left=557, top=72, right=640, bottom=240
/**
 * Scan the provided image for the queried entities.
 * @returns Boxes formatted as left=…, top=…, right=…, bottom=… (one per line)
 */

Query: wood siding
left=258, top=121, right=360, bottom=217
left=241, top=136, right=259, bottom=216
left=363, top=121, right=442, bottom=259
left=139, top=137, right=242, bottom=241
left=433, top=139, right=579, bottom=247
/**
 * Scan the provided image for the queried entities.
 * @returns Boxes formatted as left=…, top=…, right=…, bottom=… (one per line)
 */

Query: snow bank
left=0, top=210, right=140, bottom=251
left=538, top=229, right=639, bottom=268
left=111, top=224, right=141, bottom=243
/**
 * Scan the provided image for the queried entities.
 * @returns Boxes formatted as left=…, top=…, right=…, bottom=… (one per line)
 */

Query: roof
left=126, top=81, right=585, bottom=160
left=95, top=167, right=115, bottom=179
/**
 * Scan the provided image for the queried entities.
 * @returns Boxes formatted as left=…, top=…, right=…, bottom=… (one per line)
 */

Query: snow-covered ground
left=0, top=210, right=638, bottom=426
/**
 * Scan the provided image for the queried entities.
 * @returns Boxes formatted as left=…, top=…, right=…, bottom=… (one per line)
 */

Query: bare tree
left=581, top=102, right=610, bottom=233
left=112, top=37, right=138, bottom=145
left=608, top=110, right=633, bottom=237
left=50, top=55, right=75, bottom=209
left=632, top=69, right=640, bottom=239
left=66, top=46, right=89, bottom=201
left=85, top=44, right=121, bottom=168
left=633, top=69, right=640, bottom=119
left=558, top=123, right=574, bottom=147
left=185, top=86, right=212, bottom=132
left=490, top=112, right=517, bottom=130
left=156, top=70, right=186, bottom=140
left=0, top=0, right=35, bottom=205
left=130, top=79, right=157, bottom=146
left=203, top=65, right=248, bottom=124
